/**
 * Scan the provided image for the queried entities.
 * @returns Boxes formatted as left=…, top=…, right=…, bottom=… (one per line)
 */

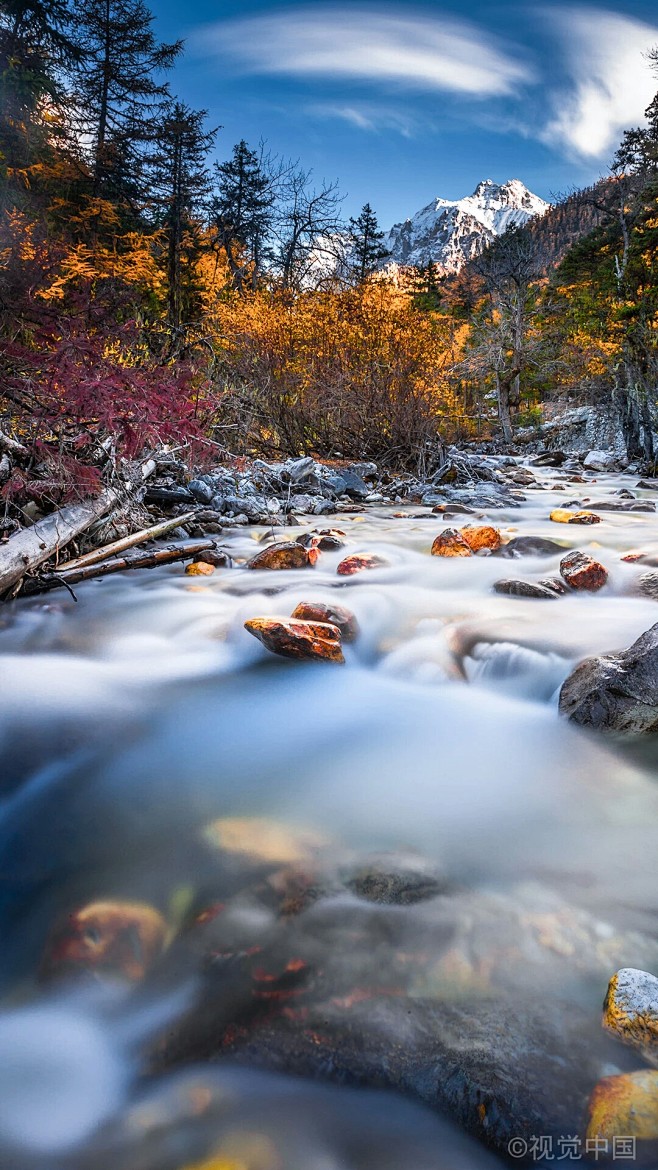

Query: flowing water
left=1, top=466, right=658, bottom=1168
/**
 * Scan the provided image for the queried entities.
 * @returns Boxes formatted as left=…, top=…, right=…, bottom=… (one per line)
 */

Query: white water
left=0, top=466, right=657, bottom=1167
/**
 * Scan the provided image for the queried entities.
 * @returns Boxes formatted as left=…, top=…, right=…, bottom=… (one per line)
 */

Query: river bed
left=1, top=466, right=658, bottom=1168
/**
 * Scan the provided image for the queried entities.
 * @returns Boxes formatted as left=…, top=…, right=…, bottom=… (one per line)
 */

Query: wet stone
left=459, top=525, right=503, bottom=553
left=337, top=553, right=389, bottom=576
left=559, top=550, right=608, bottom=592
left=343, top=853, right=448, bottom=905
left=603, top=967, right=658, bottom=1064
left=248, top=542, right=319, bottom=571
left=291, top=601, right=359, bottom=642
left=431, top=529, right=472, bottom=558
left=493, top=579, right=560, bottom=600
left=244, top=617, right=344, bottom=663
left=559, top=622, right=658, bottom=734
left=495, top=535, right=564, bottom=559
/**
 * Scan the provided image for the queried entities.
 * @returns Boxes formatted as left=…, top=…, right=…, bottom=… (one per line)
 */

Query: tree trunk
left=496, top=373, right=513, bottom=443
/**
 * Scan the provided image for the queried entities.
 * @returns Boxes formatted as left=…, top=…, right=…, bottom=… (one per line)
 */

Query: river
left=1, top=465, right=657, bottom=1168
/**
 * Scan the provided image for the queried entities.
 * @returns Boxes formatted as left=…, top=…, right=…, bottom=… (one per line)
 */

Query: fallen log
left=60, top=511, right=198, bottom=572
left=25, top=538, right=217, bottom=595
left=0, top=488, right=118, bottom=599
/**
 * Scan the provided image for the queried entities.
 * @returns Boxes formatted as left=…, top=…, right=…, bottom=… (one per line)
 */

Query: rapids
left=1, top=464, right=658, bottom=1168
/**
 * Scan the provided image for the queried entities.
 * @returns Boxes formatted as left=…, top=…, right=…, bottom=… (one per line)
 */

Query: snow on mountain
left=385, top=179, right=550, bottom=272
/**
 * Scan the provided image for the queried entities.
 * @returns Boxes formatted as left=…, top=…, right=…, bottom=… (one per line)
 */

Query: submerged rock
left=244, top=617, right=344, bottom=663
left=587, top=1070, right=658, bottom=1145
left=184, top=561, right=215, bottom=577
left=495, top=535, right=564, bottom=559
left=41, top=901, right=167, bottom=983
left=337, top=553, right=389, bottom=576
left=559, top=623, right=658, bottom=733
left=550, top=509, right=601, bottom=525
left=291, top=601, right=359, bottom=642
left=559, top=550, right=608, bottom=591
left=493, top=579, right=559, bottom=600
left=248, top=543, right=318, bottom=571
left=343, top=852, right=448, bottom=905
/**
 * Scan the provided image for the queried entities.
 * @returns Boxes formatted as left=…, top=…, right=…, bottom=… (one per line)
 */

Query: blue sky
left=150, top=0, right=658, bottom=226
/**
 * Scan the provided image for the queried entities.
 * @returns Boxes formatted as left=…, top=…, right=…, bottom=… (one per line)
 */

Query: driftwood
left=25, top=538, right=217, bottom=595
left=0, top=454, right=159, bottom=600
left=60, top=511, right=198, bottom=572
left=0, top=429, right=28, bottom=459
left=0, top=488, right=119, bottom=598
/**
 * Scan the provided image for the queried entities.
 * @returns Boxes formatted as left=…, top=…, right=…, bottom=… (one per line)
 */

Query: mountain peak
left=386, top=178, right=550, bottom=272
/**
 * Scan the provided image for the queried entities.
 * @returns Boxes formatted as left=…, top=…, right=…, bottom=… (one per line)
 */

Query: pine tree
left=70, top=0, right=182, bottom=200
left=0, top=0, right=75, bottom=183
left=348, top=202, right=389, bottom=283
left=211, top=140, right=273, bottom=294
left=147, top=100, right=216, bottom=328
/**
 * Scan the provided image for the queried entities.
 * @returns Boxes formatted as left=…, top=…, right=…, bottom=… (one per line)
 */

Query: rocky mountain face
left=385, top=179, right=549, bottom=272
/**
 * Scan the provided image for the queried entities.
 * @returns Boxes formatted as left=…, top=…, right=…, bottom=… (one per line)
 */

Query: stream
left=1, top=464, right=658, bottom=1168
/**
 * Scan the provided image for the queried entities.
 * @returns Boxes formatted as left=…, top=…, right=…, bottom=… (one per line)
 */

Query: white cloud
left=197, top=7, right=532, bottom=97
left=542, top=8, right=658, bottom=158
left=307, top=102, right=417, bottom=136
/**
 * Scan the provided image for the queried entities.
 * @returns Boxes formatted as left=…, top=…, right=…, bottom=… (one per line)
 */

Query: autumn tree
left=271, top=164, right=344, bottom=291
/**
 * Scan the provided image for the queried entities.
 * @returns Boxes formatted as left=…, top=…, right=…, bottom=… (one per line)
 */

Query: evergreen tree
left=0, top=0, right=75, bottom=183
left=148, top=100, right=216, bottom=328
left=211, top=140, right=273, bottom=294
left=348, top=202, right=389, bottom=282
left=70, top=0, right=182, bottom=199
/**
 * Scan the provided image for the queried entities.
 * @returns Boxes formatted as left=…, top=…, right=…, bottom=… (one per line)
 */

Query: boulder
left=248, top=542, right=318, bottom=571
left=559, top=622, right=658, bottom=733
left=559, top=550, right=608, bottom=591
left=493, top=579, right=559, bottom=600
left=337, top=553, right=389, bottom=576
left=460, top=525, right=503, bottom=553
left=184, top=561, right=215, bottom=576
left=587, top=1070, right=658, bottom=1145
left=639, top=572, right=658, bottom=600
left=431, top=529, right=472, bottom=558
left=583, top=450, right=618, bottom=472
left=186, top=478, right=215, bottom=504
left=549, top=509, right=601, bottom=525
left=244, top=617, right=344, bottom=663
left=603, top=968, right=658, bottom=1065
left=291, top=601, right=359, bottom=642
left=495, top=535, right=564, bottom=558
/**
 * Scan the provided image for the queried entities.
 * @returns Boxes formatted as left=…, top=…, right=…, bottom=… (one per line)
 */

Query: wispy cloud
left=197, top=7, right=533, bottom=98
left=307, top=102, right=418, bottom=137
left=541, top=7, right=658, bottom=158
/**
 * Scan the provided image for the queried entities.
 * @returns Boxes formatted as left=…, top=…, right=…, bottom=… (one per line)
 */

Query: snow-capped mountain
left=385, top=179, right=550, bottom=272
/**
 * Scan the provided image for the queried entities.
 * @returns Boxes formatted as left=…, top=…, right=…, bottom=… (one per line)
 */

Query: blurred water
left=0, top=466, right=658, bottom=1167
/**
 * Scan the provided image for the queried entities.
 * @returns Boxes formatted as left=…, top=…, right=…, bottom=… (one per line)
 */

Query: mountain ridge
left=385, top=178, right=550, bottom=272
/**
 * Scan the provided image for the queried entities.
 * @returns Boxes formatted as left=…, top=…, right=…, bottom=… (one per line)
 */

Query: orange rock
left=291, top=601, right=359, bottom=642
left=247, top=542, right=319, bottom=570
left=431, top=529, right=472, bottom=557
left=560, top=550, right=608, bottom=591
left=336, top=553, right=389, bottom=575
left=41, top=900, right=167, bottom=983
left=203, top=816, right=328, bottom=864
left=622, top=551, right=646, bottom=563
left=550, top=508, right=601, bottom=524
left=460, top=525, right=503, bottom=552
left=185, top=561, right=215, bottom=576
left=245, top=617, right=344, bottom=662
left=587, top=1070, right=658, bottom=1143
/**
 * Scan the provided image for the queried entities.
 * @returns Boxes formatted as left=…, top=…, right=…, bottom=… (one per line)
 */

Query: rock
left=508, top=468, right=537, bottom=486
left=589, top=499, right=656, bottom=513
left=314, top=529, right=346, bottom=551
left=639, top=572, right=658, bottom=599
left=203, top=816, right=328, bottom=865
left=184, top=561, right=215, bottom=576
left=559, top=550, right=608, bottom=591
left=587, top=1070, right=658, bottom=1144
left=196, top=549, right=232, bottom=569
left=431, top=529, right=472, bottom=557
left=343, top=852, right=447, bottom=904
left=493, top=579, right=559, bottom=599
left=282, top=456, right=318, bottom=485
left=324, top=469, right=370, bottom=500
left=41, top=901, right=167, bottom=983
left=459, top=525, right=503, bottom=552
left=532, top=451, right=568, bottom=466
left=432, top=503, right=478, bottom=515
left=603, top=968, right=658, bottom=1065
left=144, top=486, right=194, bottom=506
left=559, top=622, right=658, bottom=733
left=538, top=576, right=570, bottom=595
left=187, top=478, right=215, bottom=504
left=248, top=543, right=319, bottom=571
left=291, top=601, right=359, bottom=642
left=549, top=508, right=601, bottom=524
left=337, top=553, right=389, bottom=575
left=583, top=450, right=618, bottom=471
left=495, top=536, right=564, bottom=558
left=289, top=493, right=317, bottom=514
left=244, top=617, right=344, bottom=663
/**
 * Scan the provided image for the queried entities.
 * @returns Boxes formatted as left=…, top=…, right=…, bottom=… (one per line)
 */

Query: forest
left=1, top=0, right=658, bottom=512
